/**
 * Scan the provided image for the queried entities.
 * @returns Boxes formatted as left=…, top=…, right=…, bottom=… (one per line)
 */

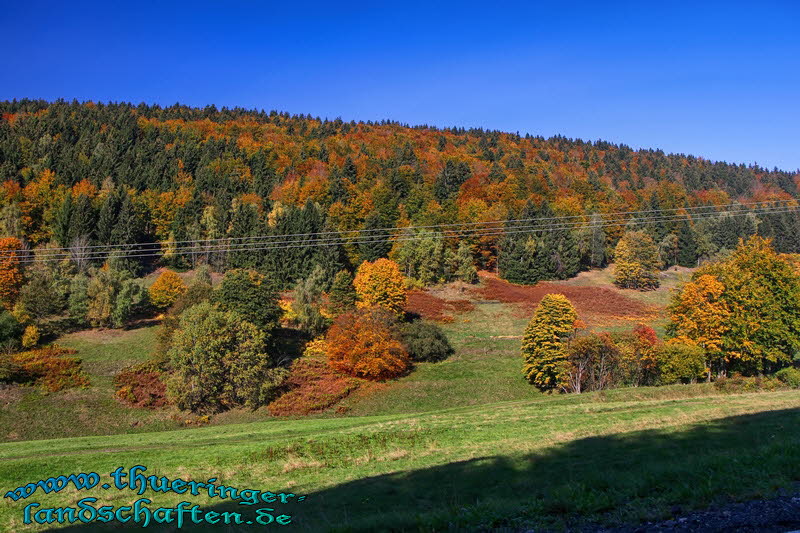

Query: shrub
left=521, top=294, right=578, bottom=391
left=113, top=359, right=168, bottom=408
left=21, top=325, right=40, bottom=348
left=10, top=345, right=90, bottom=392
left=713, top=373, right=782, bottom=393
left=0, top=310, right=23, bottom=349
left=167, top=302, right=286, bottom=413
left=325, top=307, right=410, bottom=380
left=153, top=279, right=213, bottom=360
left=148, top=270, right=188, bottom=310
left=399, top=320, right=454, bottom=362
left=614, top=324, right=660, bottom=387
left=0, top=354, right=22, bottom=383
left=565, top=332, right=620, bottom=393
left=214, top=269, right=281, bottom=333
left=268, top=344, right=361, bottom=417
left=354, top=259, right=407, bottom=315
left=657, top=342, right=706, bottom=384
left=775, top=367, right=800, bottom=388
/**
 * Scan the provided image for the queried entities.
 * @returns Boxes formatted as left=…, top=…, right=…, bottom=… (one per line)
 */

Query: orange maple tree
left=325, top=307, right=410, bottom=380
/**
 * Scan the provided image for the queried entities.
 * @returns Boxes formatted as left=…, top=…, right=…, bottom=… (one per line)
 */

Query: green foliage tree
left=214, top=269, right=281, bottom=334
left=328, top=270, right=356, bottom=315
left=684, top=236, right=800, bottom=375
left=167, top=302, right=285, bottom=413
left=292, top=265, right=330, bottom=337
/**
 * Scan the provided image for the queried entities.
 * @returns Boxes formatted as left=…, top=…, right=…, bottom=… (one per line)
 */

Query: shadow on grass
left=47, top=408, right=800, bottom=532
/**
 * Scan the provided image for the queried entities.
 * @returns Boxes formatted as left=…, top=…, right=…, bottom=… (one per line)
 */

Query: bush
left=10, top=345, right=90, bottom=392
left=713, top=373, right=782, bottom=393
left=113, top=359, right=168, bottom=408
left=565, top=332, right=620, bottom=393
left=325, top=307, right=410, bottom=380
left=167, top=302, right=286, bottom=413
left=657, top=342, right=706, bottom=384
left=0, top=310, right=23, bottom=349
left=0, top=354, right=22, bottom=383
left=21, top=325, right=40, bottom=348
left=153, top=279, right=213, bottom=360
left=775, top=367, right=800, bottom=388
left=399, top=320, right=454, bottom=362
left=148, top=270, right=188, bottom=310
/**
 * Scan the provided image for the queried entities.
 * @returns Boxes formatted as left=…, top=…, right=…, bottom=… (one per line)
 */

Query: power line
left=10, top=203, right=797, bottom=265
left=4, top=198, right=797, bottom=256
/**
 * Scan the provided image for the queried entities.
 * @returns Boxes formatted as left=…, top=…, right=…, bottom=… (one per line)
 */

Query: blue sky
left=2, top=1, right=798, bottom=170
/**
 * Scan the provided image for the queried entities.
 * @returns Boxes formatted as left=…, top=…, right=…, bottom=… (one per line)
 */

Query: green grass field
left=2, top=387, right=800, bottom=531
left=4, top=266, right=799, bottom=531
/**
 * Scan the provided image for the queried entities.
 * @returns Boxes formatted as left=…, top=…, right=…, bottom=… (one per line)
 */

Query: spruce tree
left=53, top=194, right=73, bottom=247
left=68, top=194, right=96, bottom=245
left=677, top=218, right=698, bottom=267
left=328, top=269, right=356, bottom=315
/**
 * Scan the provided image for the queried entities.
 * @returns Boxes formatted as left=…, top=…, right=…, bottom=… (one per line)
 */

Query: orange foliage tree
left=325, top=307, right=410, bottom=380
left=148, top=270, right=188, bottom=309
left=0, top=237, right=24, bottom=309
left=353, top=258, right=407, bottom=315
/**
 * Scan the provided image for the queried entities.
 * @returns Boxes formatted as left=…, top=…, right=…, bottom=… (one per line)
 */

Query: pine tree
left=228, top=201, right=261, bottom=269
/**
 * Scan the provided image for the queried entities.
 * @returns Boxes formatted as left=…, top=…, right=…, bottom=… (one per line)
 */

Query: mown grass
left=1, top=388, right=799, bottom=531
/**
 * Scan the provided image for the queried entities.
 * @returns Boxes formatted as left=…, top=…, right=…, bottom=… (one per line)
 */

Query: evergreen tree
left=228, top=201, right=261, bottom=269
left=96, top=188, right=121, bottom=245
left=677, top=218, right=698, bottom=267
left=68, top=194, right=96, bottom=244
left=359, top=210, right=392, bottom=262
left=53, top=194, right=73, bottom=247
left=328, top=269, right=356, bottom=315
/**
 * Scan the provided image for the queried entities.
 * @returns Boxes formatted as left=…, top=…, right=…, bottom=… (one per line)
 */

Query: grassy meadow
left=4, top=265, right=800, bottom=531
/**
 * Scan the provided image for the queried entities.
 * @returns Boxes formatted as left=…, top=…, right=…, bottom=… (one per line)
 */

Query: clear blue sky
left=2, top=1, right=798, bottom=170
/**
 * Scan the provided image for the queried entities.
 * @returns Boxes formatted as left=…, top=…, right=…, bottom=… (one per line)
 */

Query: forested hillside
left=0, top=99, right=798, bottom=287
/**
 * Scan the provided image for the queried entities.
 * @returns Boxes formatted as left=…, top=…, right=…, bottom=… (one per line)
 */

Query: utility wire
left=9, top=203, right=796, bottom=265
left=2, top=198, right=797, bottom=256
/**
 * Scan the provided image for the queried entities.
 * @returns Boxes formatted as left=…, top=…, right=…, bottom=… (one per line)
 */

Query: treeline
left=0, top=99, right=799, bottom=288
left=521, top=237, right=800, bottom=394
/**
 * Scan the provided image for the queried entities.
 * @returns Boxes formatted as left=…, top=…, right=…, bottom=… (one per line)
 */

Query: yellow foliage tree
left=148, top=270, right=188, bottom=310
left=613, top=230, right=660, bottom=290
left=667, top=274, right=730, bottom=378
left=353, top=258, right=407, bottom=315
left=521, top=294, right=579, bottom=391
